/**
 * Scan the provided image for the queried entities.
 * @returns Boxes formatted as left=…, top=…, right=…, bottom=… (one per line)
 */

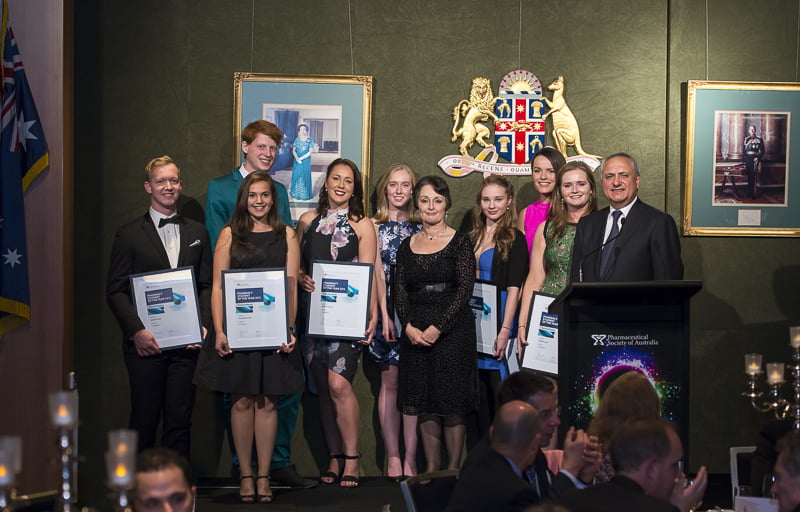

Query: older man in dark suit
left=558, top=418, right=707, bottom=512
left=107, top=155, right=212, bottom=458
left=447, top=401, right=543, bottom=512
left=569, top=153, right=683, bottom=283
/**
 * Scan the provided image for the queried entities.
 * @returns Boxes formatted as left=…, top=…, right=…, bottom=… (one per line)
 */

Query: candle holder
left=48, top=391, right=78, bottom=512
left=0, top=436, right=21, bottom=512
left=742, top=327, right=800, bottom=430
left=106, top=430, right=137, bottom=512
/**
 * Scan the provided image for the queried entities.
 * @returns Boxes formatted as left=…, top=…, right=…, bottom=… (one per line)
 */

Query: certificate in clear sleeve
left=222, top=268, right=289, bottom=350
left=307, top=260, right=373, bottom=340
left=470, top=280, right=499, bottom=356
left=130, top=266, right=203, bottom=350
left=521, top=292, right=558, bottom=376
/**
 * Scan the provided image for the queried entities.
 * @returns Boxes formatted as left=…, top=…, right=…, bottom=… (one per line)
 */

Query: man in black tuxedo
left=460, top=371, right=601, bottom=501
left=558, top=417, right=707, bottom=512
left=107, top=156, right=212, bottom=458
left=447, top=401, right=542, bottom=512
left=569, top=153, right=683, bottom=283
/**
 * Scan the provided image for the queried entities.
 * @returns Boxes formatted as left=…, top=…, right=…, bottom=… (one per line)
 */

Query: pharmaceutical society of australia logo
left=590, top=333, right=659, bottom=347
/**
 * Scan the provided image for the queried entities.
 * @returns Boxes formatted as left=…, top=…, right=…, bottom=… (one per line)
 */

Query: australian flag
left=0, top=1, right=49, bottom=338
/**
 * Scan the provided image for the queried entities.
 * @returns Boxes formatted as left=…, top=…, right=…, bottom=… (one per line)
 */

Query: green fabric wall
left=74, top=0, right=800, bottom=504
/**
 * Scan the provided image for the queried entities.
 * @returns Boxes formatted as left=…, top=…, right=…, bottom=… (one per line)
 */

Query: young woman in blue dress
left=468, top=175, right=528, bottom=439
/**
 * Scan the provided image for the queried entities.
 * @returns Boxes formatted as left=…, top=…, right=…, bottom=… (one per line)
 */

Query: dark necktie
left=599, top=210, right=622, bottom=276
left=159, top=215, right=182, bottom=227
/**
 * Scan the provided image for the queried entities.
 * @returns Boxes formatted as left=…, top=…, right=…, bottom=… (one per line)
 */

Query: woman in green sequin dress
left=517, top=161, right=598, bottom=350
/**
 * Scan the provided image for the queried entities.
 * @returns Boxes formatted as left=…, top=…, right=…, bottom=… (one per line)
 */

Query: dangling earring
left=561, top=198, right=566, bottom=209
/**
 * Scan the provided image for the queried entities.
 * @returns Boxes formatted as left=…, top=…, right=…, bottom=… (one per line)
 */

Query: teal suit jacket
left=205, top=168, right=293, bottom=249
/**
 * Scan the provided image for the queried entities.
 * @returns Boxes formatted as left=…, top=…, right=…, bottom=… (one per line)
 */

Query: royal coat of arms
left=441, top=70, right=600, bottom=178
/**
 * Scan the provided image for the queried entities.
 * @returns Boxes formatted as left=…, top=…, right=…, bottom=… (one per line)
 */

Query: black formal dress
left=194, top=231, right=303, bottom=396
left=569, top=198, right=683, bottom=283
left=394, top=232, right=478, bottom=416
left=106, top=212, right=212, bottom=457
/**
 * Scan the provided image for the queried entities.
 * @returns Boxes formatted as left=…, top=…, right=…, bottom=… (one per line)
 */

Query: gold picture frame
left=684, top=80, right=800, bottom=237
left=233, top=73, right=374, bottom=223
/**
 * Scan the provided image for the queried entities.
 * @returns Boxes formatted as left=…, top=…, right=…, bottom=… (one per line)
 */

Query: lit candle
left=767, top=363, right=785, bottom=384
left=48, top=391, right=78, bottom=427
left=745, top=353, right=762, bottom=375
left=790, top=326, right=800, bottom=349
left=0, top=463, right=10, bottom=486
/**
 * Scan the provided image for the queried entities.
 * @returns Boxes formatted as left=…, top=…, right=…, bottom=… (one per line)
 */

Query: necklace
left=420, top=226, right=451, bottom=240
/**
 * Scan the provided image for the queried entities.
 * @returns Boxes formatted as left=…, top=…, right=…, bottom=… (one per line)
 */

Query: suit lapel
left=141, top=213, right=171, bottom=268
left=177, top=218, right=191, bottom=267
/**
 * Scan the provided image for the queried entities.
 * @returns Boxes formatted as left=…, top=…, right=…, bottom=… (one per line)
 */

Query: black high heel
left=320, top=454, right=344, bottom=484
left=256, top=475, right=273, bottom=503
left=340, top=453, right=361, bottom=488
left=239, top=475, right=255, bottom=503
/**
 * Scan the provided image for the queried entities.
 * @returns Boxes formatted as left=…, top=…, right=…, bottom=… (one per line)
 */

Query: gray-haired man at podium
left=569, top=153, right=683, bottom=283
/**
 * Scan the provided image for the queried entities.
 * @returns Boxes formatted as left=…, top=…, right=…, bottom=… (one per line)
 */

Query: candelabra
left=742, top=326, right=800, bottom=429
left=0, top=436, right=22, bottom=512
left=106, top=430, right=137, bottom=512
left=48, top=391, right=78, bottom=512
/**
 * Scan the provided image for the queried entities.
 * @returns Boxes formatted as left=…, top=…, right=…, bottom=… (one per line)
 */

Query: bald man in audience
left=772, top=431, right=800, bottom=512
left=134, top=448, right=195, bottom=512
left=447, top=401, right=543, bottom=512
left=557, top=417, right=707, bottom=512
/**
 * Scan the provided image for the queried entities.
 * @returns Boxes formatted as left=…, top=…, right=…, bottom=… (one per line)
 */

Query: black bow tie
left=158, top=215, right=182, bottom=227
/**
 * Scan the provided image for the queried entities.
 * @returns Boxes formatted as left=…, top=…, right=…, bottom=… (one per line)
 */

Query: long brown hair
left=468, top=175, right=519, bottom=262
left=316, top=158, right=365, bottom=222
left=546, top=161, right=597, bottom=240
left=229, top=171, right=286, bottom=260
left=373, top=163, right=418, bottom=224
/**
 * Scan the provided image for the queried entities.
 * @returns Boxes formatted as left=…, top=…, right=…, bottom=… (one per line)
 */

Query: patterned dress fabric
left=368, top=220, right=420, bottom=365
left=540, top=222, right=577, bottom=296
left=299, top=209, right=363, bottom=382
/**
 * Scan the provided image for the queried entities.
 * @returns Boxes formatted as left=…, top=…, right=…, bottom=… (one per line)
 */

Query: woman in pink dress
left=517, top=147, right=566, bottom=252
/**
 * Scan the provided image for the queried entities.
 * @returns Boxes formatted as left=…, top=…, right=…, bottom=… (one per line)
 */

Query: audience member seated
left=557, top=417, right=707, bottom=512
left=134, top=448, right=195, bottom=512
left=588, top=370, right=661, bottom=482
left=446, top=401, right=542, bottom=512
left=461, top=371, right=601, bottom=501
left=772, top=430, right=800, bottom=512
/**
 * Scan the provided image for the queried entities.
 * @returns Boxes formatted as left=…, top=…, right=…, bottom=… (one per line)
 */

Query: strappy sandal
left=239, top=475, right=255, bottom=503
left=340, top=453, right=361, bottom=488
left=320, top=454, right=344, bottom=484
left=256, top=475, right=273, bottom=503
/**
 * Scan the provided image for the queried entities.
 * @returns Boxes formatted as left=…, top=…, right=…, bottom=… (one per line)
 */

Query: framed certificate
left=471, top=280, right=499, bottom=356
left=521, top=292, right=558, bottom=376
left=307, top=260, right=373, bottom=340
left=130, top=267, right=203, bottom=350
left=222, top=268, right=289, bottom=350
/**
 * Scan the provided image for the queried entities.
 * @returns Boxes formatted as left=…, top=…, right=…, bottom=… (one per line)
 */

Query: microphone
left=578, top=217, right=625, bottom=282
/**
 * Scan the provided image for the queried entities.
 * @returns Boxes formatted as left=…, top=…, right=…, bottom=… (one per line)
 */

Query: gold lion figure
left=451, top=77, right=499, bottom=157
left=542, top=76, right=599, bottom=159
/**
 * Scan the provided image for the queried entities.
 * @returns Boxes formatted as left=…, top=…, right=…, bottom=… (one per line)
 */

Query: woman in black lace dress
left=395, top=175, right=478, bottom=472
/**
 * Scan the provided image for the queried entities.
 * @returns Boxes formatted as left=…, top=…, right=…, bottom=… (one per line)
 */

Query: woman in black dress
left=297, top=158, right=377, bottom=487
left=195, top=171, right=303, bottom=503
left=395, top=175, right=478, bottom=472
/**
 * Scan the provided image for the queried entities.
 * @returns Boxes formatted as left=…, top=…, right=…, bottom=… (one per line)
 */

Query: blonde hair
left=373, top=163, right=418, bottom=224
left=589, top=371, right=661, bottom=446
left=144, top=155, right=179, bottom=181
